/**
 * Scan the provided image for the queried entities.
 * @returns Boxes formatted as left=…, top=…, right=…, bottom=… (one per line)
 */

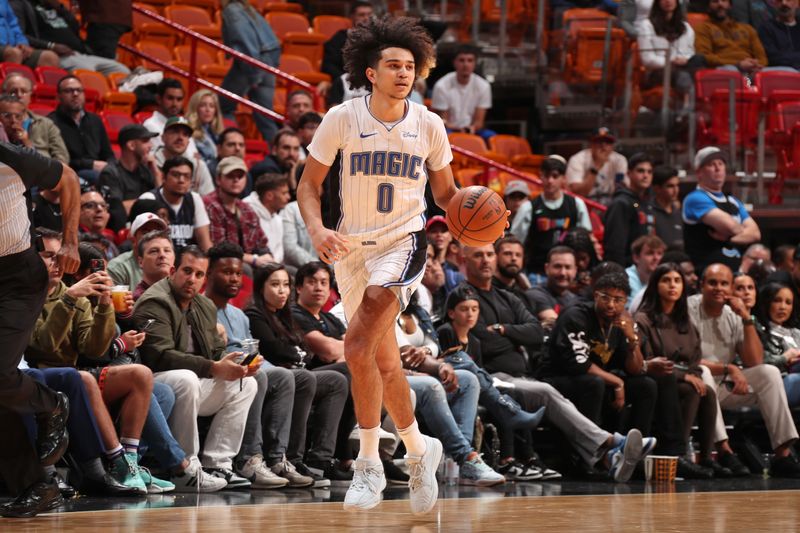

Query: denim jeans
left=407, top=370, right=479, bottom=464
left=220, top=50, right=281, bottom=143
left=141, top=381, right=186, bottom=470
left=784, top=373, right=800, bottom=408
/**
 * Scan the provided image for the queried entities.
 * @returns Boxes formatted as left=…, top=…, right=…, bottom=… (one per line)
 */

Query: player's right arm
left=297, top=156, right=349, bottom=264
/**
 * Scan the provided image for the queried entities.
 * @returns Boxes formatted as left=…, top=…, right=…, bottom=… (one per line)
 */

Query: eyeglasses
left=595, top=291, right=627, bottom=306
left=8, top=88, right=30, bottom=96
left=81, top=201, right=109, bottom=211
left=60, top=87, right=84, bottom=94
left=0, top=112, right=23, bottom=121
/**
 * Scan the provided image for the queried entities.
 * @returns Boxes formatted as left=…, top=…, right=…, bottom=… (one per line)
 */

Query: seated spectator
left=689, top=263, right=800, bottom=478
left=153, top=116, right=214, bottom=196
left=683, top=147, right=760, bottom=274
left=426, top=215, right=464, bottom=293
left=461, top=244, right=655, bottom=482
left=296, top=111, right=321, bottom=161
left=10, top=0, right=129, bottom=75
left=513, top=155, right=592, bottom=282
left=250, top=129, right=302, bottom=194
left=757, top=0, right=800, bottom=70
left=637, top=0, right=703, bottom=111
left=563, top=227, right=601, bottom=296
left=0, top=0, right=58, bottom=66
left=1, top=74, right=68, bottom=162
left=431, top=43, right=495, bottom=140
left=139, top=156, right=213, bottom=252
left=396, top=293, right=506, bottom=486
left=321, top=1, right=373, bottom=82
left=244, top=173, right=290, bottom=265
left=283, top=90, right=314, bottom=132
left=663, top=249, right=699, bottom=295
left=211, top=127, right=246, bottom=178
left=502, top=180, right=530, bottom=230
left=566, top=127, right=628, bottom=206
left=603, top=153, right=657, bottom=267
left=98, top=124, right=161, bottom=221
left=204, top=156, right=271, bottom=269
left=634, top=263, right=717, bottom=478
left=773, top=244, right=796, bottom=274
left=242, top=261, right=352, bottom=485
left=27, top=230, right=162, bottom=494
left=732, top=0, right=776, bottom=27
left=130, top=229, right=174, bottom=300
left=492, top=235, right=540, bottom=316
left=695, top=0, right=769, bottom=75
left=78, top=189, right=119, bottom=258
left=651, top=165, right=683, bottom=249
left=626, top=235, right=666, bottom=306
left=133, top=245, right=259, bottom=489
left=219, top=0, right=281, bottom=143
left=144, top=78, right=198, bottom=158
left=77, top=0, right=132, bottom=60
left=421, top=244, right=447, bottom=324
left=739, top=243, right=771, bottom=278
left=186, top=89, right=224, bottom=172
left=49, top=75, right=114, bottom=184
left=107, top=212, right=168, bottom=289
left=281, top=199, right=318, bottom=270
left=32, top=186, right=63, bottom=232
left=756, top=282, right=800, bottom=407
left=527, top=246, right=580, bottom=329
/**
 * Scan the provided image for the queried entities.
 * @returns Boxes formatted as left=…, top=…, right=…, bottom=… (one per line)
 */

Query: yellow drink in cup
left=111, top=285, right=129, bottom=313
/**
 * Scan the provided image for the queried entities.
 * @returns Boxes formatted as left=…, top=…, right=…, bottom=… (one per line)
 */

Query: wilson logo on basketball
left=464, top=189, right=483, bottom=209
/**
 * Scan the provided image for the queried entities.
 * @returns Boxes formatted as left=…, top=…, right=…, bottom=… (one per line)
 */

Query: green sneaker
left=109, top=453, right=147, bottom=495
left=138, top=466, right=175, bottom=494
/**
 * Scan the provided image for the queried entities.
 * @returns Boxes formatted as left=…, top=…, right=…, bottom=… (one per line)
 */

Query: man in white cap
left=512, top=155, right=592, bottom=286
left=682, top=146, right=761, bottom=274
left=203, top=156, right=271, bottom=271
left=153, top=116, right=214, bottom=196
left=107, top=212, right=169, bottom=288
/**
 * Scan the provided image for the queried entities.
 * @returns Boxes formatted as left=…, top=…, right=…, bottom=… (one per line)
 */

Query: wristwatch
left=492, top=323, right=503, bottom=334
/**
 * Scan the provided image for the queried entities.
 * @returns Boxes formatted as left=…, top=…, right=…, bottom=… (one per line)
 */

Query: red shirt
left=202, top=190, right=269, bottom=254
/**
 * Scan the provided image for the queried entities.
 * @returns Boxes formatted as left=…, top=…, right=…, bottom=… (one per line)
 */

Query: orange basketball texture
left=445, top=186, right=508, bottom=246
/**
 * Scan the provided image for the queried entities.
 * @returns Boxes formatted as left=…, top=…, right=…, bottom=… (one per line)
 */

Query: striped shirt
left=0, top=143, right=62, bottom=256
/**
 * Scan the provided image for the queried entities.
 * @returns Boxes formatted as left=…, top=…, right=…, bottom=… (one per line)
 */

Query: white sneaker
left=343, top=458, right=386, bottom=511
left=237, top=455, right=289, bottom=489
left=405, top=435, right=443, bottom=515
left=459, top=455, right=506, bottom=487
left=172, top=457, right=227, bottom=493
left=609, top=429, right=644, bottom=483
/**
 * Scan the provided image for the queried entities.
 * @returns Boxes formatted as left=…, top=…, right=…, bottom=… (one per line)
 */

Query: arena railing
left=123, top=5, right=322, bottom=126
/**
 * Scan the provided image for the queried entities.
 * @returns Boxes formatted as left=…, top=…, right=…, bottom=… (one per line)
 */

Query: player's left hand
left=311, top=227, right=350, bottom=264
left=504, top=209, right=511, bottom=229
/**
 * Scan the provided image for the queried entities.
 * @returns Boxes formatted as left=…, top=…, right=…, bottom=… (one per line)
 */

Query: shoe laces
left=407, top=460, right=426, bottom=491
left=350, top=463, right=382, bottom=493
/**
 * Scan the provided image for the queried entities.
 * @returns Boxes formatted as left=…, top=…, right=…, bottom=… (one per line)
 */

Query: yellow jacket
left=695, top=18, right=768, bottom=67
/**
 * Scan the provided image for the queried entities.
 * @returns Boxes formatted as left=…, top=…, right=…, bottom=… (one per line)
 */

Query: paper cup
left=645, top=455, right=678, bottom=482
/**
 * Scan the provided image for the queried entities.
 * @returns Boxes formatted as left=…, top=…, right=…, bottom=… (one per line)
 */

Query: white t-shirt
left=308, top=95, right=452, bottom=240
left=430, top=72, right=492, bottom=130
left=637, top=20, right=695, bottom=70
left=566, top=148, right=629, bottom=200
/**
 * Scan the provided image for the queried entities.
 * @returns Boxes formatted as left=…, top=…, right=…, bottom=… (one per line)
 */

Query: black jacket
left=757, top=18, right=800, bottom=70
left=10, top=0, right=86, bottom=53
left=49, top=108, right=114, bottom=172
left=602, top=187, right=655, bottom=267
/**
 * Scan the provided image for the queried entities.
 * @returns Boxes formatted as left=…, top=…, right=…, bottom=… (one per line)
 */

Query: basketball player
left=296, top=16, right=456, bottom=514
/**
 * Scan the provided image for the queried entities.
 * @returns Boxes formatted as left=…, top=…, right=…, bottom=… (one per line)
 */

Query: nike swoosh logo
left=360, top=132, right=377, bottom=138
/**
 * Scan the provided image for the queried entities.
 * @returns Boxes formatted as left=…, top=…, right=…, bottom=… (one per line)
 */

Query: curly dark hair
left=343, top=15, right=436, bottom=92
left=594, top=272, right=631, bottom=296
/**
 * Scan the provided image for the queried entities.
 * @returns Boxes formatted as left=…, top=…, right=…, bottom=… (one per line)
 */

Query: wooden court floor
left=2, top=489, right=797, bottom=532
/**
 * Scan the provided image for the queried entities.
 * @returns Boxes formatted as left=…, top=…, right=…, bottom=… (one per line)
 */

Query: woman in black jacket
left=245, top=263, right=351, bottom=483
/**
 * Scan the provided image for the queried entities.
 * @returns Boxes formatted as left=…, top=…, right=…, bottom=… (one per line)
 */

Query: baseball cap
left=445, top=285, right=479, bottom=312
left=503, top=180, right=530, bottom=198
left=163, top=116, right=193, bottom=134
left=216, top=156, right=249, bottom=176
left=590, top=126, right=616, bottom=143
left=118, top=124, right=158, bottom=146
left=130, top=212, right=168, bottom=237
left=425, top=215, right=448, bottom=231
left=694, top=146, right=726, bottom=170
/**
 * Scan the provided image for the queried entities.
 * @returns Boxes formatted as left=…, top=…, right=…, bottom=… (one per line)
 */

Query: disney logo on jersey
left=350, top=151, right=423, bottom=180
left=402, top=131, right=418, bottom=139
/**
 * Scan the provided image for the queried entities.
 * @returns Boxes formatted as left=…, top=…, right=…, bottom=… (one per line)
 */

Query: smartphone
left=240, top=351, right=259, bottom=367
left=90, top=258, right=104, bottom=273
left=141, top=319, right=155, bottom=332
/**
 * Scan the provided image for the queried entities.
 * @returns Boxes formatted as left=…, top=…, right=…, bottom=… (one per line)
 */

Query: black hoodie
left=602, top=186, right=655, bottom=267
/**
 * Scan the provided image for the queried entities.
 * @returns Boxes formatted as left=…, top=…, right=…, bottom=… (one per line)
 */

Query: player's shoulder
left=410, top=100, right=446, bottom=129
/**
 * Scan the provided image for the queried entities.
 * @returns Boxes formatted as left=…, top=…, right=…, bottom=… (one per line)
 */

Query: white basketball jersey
left=308, top=95, right=452, bottom=241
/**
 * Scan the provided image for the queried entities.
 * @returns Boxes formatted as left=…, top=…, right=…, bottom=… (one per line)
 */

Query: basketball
left=445, top=186, right=508, bottom=246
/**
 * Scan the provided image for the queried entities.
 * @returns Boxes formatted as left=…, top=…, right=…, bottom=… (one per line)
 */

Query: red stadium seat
left=35, top=66, right=69, bottom=87
left=101, top=111, right=135, bottom=143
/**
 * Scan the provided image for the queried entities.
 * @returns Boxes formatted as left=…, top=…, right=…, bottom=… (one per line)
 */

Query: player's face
left=209, top=257, right=243, bottom=299
left=464, top=245, right=496, bottom=283
left=262, top=269, right=291, bottom=311
left=448, top=300, right=480, bottom=329
left=297, top=269, right=330, bottom=308
left=170, top=254, right=208, bottom=304
left=368, top=47, right=415, bottom=101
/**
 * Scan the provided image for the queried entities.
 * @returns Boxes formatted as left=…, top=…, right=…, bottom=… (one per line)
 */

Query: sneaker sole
left=459, top=476, right=506, bottom=487
left=615, top=429, right=643, bottom=483
left=145, top=484, right=175, bottom=494
left=410, top=437, right=443, bottom=516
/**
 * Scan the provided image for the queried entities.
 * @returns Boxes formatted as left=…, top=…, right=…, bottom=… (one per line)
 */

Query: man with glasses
left=78, top=189, right=118, bottom=257
left=512, top=155, right=593, bottom=286
left=566, top=127, right=628, bottom=206
left=462, top=245, right=654, bottom=482
left=0, top=74, right=67, bottom=162
left=139, top=156, right=212, bottom=253
left=49, top=75, right=114, bottom=185
left=203, top=156, right=271, bottom=271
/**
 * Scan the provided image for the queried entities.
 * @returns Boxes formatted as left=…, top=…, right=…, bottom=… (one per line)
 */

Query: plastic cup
left=111, top=285, right=129, bottom=313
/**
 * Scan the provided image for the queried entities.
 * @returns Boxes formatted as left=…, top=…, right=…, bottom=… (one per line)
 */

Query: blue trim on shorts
left=382, top=230, right=428, bottom=288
